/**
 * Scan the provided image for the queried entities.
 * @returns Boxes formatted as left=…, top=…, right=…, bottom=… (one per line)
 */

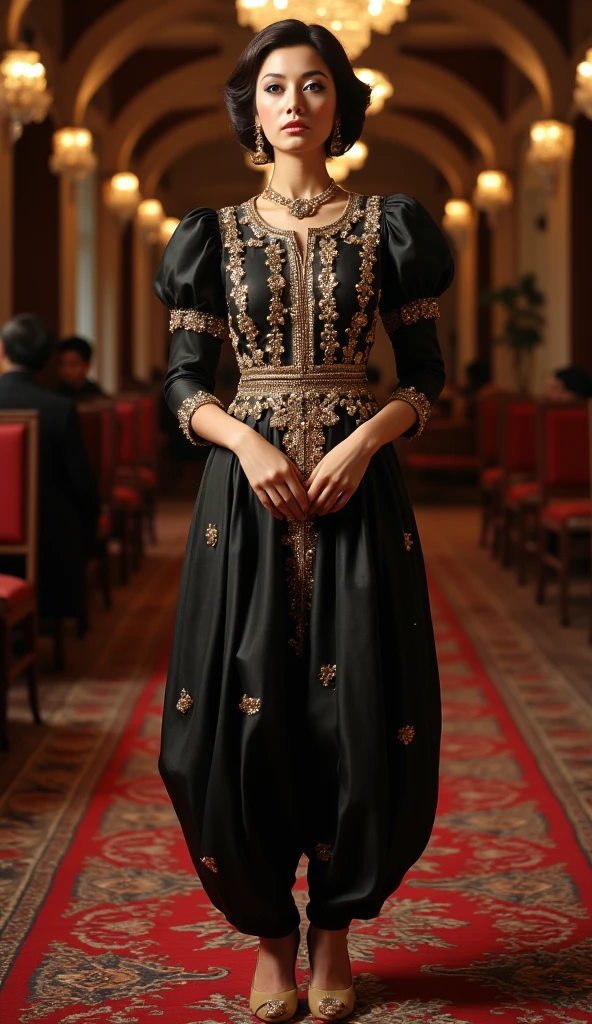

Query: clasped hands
left=236, top=429, right=374, bottom=522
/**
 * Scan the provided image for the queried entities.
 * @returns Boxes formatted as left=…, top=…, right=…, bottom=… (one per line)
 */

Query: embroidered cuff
left=177, top=391, right=226, bottom=446
left=386, top=385, right=431, bottom=438
left=381, top=298, right=440, bottom=334
left=169, top=309, right=229, bottom=341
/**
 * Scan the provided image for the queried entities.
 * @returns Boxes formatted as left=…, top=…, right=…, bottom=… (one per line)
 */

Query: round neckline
left=247, top=191, right=361, bottom=238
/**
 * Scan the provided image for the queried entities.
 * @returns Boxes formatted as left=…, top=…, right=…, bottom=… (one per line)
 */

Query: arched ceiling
left=5, top=0, right=586, bottom=205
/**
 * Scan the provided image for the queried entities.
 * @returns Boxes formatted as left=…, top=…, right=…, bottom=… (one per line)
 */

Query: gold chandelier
left=49, top=128, right=98, bottom=182
left=0, top=45, right=52, bottom=141
left=236, top=0, right=411, bottom=59
left=574, top=49, right=592, bottom=120
left=526, top=120, right=574, bottom=189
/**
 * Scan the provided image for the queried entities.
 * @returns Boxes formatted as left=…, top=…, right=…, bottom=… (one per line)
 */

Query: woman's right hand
left=233, top=429, right=310, bottom=521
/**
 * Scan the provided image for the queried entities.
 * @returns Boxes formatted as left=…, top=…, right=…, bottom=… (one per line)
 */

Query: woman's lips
left=283, top=124, right=309, bottom=134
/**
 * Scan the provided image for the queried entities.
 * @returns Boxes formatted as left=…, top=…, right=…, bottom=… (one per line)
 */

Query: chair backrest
left=138, top=394, right=156, bottom=464
left=114, top=395, right=140, bottom=468
left=500, top=395, right=538, bottom=477
left=538, top=402, right=591, bottom=501
left=78, top=398, right=116, bottom=501
left=477, top=391, right=502, bottom=468
left=0, top=410, right=39, bottom=585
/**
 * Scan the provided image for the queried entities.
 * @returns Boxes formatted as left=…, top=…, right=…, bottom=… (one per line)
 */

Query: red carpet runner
left=1, top=568, right=591, bottom=1023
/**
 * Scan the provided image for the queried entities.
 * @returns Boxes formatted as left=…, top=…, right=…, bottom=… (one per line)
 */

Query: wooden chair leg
left=480, top=493, right=490, bottom=547
left=501, top=507, right=512, bottom=567
left=98, top=544, right=112, bottom=610
left=516, top=506, right=527, bottom=585
left=559, top=526, right=571, bottom=627
left=0, top=618, right=9, bottom=751
left=52, top=618, right=65, bottom=672
left=24, top=611, right=41, bottom=725
left=536, top=525, right=548, bottom=605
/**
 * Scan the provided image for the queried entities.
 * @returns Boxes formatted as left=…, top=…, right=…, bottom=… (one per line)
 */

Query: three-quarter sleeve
left=379, top=194, right=454, bottom=438
left=153, top=207, right=229, bottom=446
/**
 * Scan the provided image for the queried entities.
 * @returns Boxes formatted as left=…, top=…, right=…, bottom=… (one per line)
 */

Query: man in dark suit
left=0, top=313, right=100, bottom=622
left=57, top=335, right=106, bottom=399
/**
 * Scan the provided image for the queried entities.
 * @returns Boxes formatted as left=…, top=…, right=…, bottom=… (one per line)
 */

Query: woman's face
left=255, top=44, right=337, bottom=158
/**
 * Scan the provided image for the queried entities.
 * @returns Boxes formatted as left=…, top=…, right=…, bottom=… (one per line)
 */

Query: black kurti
left=154, top=191, right=454, bottom=937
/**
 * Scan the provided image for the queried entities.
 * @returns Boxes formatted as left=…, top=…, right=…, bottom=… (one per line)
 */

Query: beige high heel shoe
left=307, top=925, right=356, bottom=1021
left=249, top=928, right=300, bottom=1022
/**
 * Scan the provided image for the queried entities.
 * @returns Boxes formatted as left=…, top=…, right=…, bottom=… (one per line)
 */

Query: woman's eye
left=304, top=81, right=324, bottom=92
left=264, top=83, right=282, bottom=93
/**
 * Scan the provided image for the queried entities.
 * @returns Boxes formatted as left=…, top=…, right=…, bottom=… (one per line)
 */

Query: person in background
left=57, top=335, right=106, bottom=398
left=543, top=365, right=592, bottom=402
left=0, top=314, right=100, bottom=624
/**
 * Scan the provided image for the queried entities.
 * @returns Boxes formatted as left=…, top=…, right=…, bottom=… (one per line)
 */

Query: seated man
left=543, top=365, right=592, bottom=402
left=0, top=314, right=100, bottom=623
left=57, top=335, right=106, bottom=399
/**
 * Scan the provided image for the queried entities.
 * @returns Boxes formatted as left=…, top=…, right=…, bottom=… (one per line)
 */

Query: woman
left=154, top=19, right=454, bottom=1023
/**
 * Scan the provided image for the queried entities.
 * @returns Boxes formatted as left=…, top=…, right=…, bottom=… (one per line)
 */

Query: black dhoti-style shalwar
left=153, top=191, right=454, bottom=937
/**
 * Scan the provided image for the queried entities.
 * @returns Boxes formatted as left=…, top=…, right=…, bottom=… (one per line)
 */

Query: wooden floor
left=2, top=501, right=591, bottom=790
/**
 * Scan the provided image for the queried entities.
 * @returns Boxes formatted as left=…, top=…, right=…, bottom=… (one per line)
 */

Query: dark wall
left=12, top=118, right=60, bottom=333
left=571, top=116, right=592, bottom=372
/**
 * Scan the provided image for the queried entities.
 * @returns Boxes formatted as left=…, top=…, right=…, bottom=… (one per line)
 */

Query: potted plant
left=480, top=273, right=545, bottom=392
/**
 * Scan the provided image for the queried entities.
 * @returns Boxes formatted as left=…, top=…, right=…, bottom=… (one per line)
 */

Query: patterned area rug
left=1, top=556, right=591, bottom=1024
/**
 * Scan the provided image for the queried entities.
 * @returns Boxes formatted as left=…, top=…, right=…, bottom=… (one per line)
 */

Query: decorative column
left=59, top=175, right=78, bottom=335
left=490, top=206, right=517, bottom=389
left=132, top=220, right=152, bottom=382
left=442, top=200, right=478, bottom=380
left=545, top=162, right=572, bottom=370
left=0, top=121, right=13, bottom=325
left=99, top=173, right=141, bottom=394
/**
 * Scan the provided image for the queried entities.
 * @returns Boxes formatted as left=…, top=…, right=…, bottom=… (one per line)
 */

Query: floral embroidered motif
left=218, top=206, right=263, bottom=369
left=381, top=298, right=440, bottom=334
left=177, top=391, right=225, bottom=447
left=386, top=385, right=432, bottom=438
left=341, top=194, right=382, bottom=363
left=168, top=309, right=229, bottom=341
left=199, top=855, right=218, bottom=873
left=205, top=523, right=218, bottom=547
left=282, top=517, right=317, bottom=657
left=319, top=663, right=337, bottom=687
left=264, top=239, right=287, bottom=365
left=404, top=532, right=413, bottom=552
left=398, top=725, right=415, bottom=745
left=176, top=688, right=193, bottom=713
left=315, top=843, right=332, bottom=862
left=239, top=694, right=261, bottom=715
left=318, top=235, right=340, bottom=363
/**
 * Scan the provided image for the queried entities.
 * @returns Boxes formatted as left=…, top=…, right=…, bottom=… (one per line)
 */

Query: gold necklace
left=260, top=178, right=339, bottom=219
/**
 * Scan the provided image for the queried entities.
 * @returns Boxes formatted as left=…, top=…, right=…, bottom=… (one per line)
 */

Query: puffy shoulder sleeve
left=379, top=194, right=454, bottom=438
left=153, top=207, right=229, bottom=446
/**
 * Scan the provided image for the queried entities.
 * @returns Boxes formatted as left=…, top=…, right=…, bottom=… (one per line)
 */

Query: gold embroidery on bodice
left=219, top=193, right=383, bottom=654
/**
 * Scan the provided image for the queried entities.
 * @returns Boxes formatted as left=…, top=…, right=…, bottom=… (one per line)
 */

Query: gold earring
left=251, top=118, right=269, bottom=165
left=329, top=117, right=342, bottom=156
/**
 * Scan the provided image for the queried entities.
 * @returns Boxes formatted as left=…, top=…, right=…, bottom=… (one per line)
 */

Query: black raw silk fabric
left=153, top=191, right=454, bottom=937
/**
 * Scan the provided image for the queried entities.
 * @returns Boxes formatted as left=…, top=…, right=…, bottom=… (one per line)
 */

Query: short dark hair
left=60, top=335, right=93, bottom=363
left=224, top=19, right=371, bottom=161
left=0, top=313, right=55, bottom=372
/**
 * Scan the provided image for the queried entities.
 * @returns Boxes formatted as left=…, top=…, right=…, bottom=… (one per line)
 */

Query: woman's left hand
left=304, top=435, right=374, bottom=516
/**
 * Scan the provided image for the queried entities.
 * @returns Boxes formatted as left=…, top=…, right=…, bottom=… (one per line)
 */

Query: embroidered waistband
left=235, top=365, right=371, bottom=395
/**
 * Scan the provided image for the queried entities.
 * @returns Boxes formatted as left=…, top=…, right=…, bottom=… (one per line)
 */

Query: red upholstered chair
left=496, top=396, right=540, bottom=576
left=477, top=391, right=503, bottom=547
left=535, top=403, right=591, bottom=626
left=137, top=394, right=158, bottom=543
left=0, top=410, right=41, bottom=750
left=112, top=396, right=145, bottom=580
left=78, top=400, right=113, bottom=616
